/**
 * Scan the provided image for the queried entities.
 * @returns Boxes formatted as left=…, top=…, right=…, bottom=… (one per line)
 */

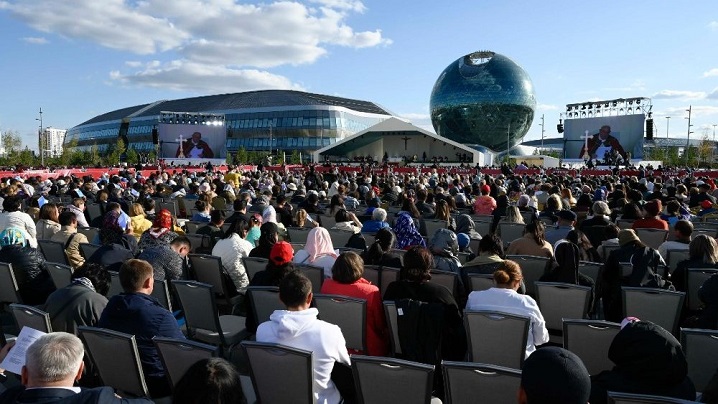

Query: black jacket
left=0, top=386, right=152, bottom=404
left=0, top=245, right=54, bottom=305
left=590, top=321, right=696, bottom=403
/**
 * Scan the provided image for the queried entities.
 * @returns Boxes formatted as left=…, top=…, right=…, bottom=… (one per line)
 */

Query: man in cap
left=545, top=210, right=577, bottom=246
left=518, top=346, right=591, bottom=404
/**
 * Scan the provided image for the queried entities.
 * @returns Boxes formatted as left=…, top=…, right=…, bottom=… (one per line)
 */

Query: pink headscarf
left=305, top=227, right=337, bottom=263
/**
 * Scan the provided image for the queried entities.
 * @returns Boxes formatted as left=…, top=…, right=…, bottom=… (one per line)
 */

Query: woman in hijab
left=456, top=214, right=482, bottom=240
left=393, top=211, right=426, bottom=250
left=292, top=227, right=338, bottom=278
left=249, top=222, right=278, bottom=259
left=0, top=227, right=54, bottom=305
left=138, top=208, right=178, bottom=251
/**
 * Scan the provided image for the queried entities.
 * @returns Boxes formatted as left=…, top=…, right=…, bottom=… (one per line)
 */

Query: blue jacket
left=98, top=292, right=184, bottom=378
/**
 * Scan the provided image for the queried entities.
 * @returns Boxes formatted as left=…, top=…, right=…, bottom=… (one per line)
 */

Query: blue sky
left=1, top=0, right=717, bottom=151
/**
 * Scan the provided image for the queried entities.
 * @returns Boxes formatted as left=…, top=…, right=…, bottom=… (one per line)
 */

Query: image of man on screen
left=176, top=131, right=214, bottom=158
left=579, top=125, right=627, bottom=160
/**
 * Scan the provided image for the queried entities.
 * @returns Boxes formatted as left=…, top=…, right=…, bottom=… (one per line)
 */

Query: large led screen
left=158, top=123, right=226, bottom=159
left=563, top=114, right=645, bottom=160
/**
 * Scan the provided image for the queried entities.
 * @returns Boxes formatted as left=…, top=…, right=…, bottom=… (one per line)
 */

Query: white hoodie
left=256, top=308, right=350, bottom=404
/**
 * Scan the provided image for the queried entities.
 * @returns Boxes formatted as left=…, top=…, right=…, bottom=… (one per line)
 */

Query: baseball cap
left=269, top=241, right=294, bottom=266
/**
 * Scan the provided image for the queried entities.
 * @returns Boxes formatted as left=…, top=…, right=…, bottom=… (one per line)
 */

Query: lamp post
left=685, top=106, right=693, bottom=166
left=539, top=114, right=545, bottom=151
left=665, top=116, right=670, bottom=162
left=713, top=124, right=716, bottom=142
left=268, top=121, right=273, bottom=158
left=36, top=108, right=43, bottom=167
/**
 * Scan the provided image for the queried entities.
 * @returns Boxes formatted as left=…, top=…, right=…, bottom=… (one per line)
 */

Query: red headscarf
left=149, top=208, right=173, bottom=239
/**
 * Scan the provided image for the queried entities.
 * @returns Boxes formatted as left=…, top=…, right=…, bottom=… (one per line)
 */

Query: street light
left=36, top=108, right=43, bottom=167
left=665, top=116, right=670, bottom=161
left=685, top=106, right=693, bottom=165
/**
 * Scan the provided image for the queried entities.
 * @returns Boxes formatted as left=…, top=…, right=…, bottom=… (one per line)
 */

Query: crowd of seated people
left=3, top=163, right=718, bottom=402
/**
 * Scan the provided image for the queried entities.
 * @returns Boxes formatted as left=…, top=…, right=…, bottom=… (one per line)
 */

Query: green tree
left=107, top=138, right=125, bottom=166
left=235, top=147, right=247, bottom=164
left=698, top=133, right=714, bottom=167
left=89, top=144, right=101, bottom=166
left=290, top=149, right=301, bottom=164
left=125, top=146, right=139, bottom=165
left=1, top=130, right=22, bottom=155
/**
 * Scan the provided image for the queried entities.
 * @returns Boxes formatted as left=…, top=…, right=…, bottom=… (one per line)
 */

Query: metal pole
left=713, top=124, right=716, bottom=142
left=36, top=108, right=43, bottom=167
left=665, top=116, right=670, bottom=162
left=686, top=106, right=693, bottom=165
left=507, top=122, right=511, bottom=162
left=540, top=114, right=545, bottom=150
left=268, top=121, right=273, bottom=157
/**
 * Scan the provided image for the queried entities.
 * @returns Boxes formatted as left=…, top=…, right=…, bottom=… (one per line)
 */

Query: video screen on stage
left=158, top=123, right=226, bottom=159
left=563, top=114, right=645, bottom=160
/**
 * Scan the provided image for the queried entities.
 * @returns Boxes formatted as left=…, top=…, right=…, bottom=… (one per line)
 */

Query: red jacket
left=320, top=277, right=389, bottom=356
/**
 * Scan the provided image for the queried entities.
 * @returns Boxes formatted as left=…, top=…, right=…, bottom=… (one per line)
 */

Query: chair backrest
left=106, top=271, right=123, bottom=299
left=241, top=341, right=314, bottom=404
left=352, top=355, right=434, bottom=404
left=473, top=220, right=492, bottom=238
left=151, top=279, right=173, bottom=311
left=187, top=254, right=232, bottom=299
left=184, top=234, right=210, bottom=253
left=535, top=282, right=592, bottom=332
left=681, top=327, right=718, bottom=393
left=327, top=228, right=354, bottom=249
left=616, top=219, right=635, bottom=230
left=79, top=243, right=102, bottom=259
left=686, top=268, right=718, bottom=311
left=247, top=286, right=283, bottom=326
left=319, top=215, right=337, bottom=229
left=505, top=255, right=551, bottom=296
left=634, top=228, right=669, bottom=250
left=184, top=221, right=204, bottom=234
left=498, top=223, right=526, bottom=247
left=0, top=262, right=22, bottom=304
left=363, top=265, right=381, bottom=289
left=38, top=240, right=70, bottom=265
left=153, top=337, right=217, bottom=388
left=294, top=263, right=325, bottom=294
left=622, top=287, right=685, bottom=335
left=171, top=281, right=225, bottom=344
left=464, top=310, right=530, bottom=369
left=666, top=249, right=690, bottom=274
left=9, top=304, right=52, bottom=333
left=78, top=326, right=149, bottom=398
left=456, top=252, right=471, bottom=265
left=442, top=361, right=522, bottom=404
left=423, top=219, right=448, bottom=238
left=603, top=244, right=620, bottom=259
left=562, top=319, right=621, bottom=375
left=243, top=257, right=269, bottom=282
left=45, top=262, right=73, bottom=290
left=607, top=391, right=698, bottom=403
left=77, top=227, right=100, bottom=243
left=467, top=273, right=495, bottom=293
left=430, top=269, right=458, bottom=297
left=383, top=301, right=402, bottom=355
left=86, top=203, right=103, bottom=222
left=578, top=261, right=602, bottom=285
left=314, top=294, right=367, bottom=352
left=379, top=267, right=400, bottom=297
left=159, top=201, right=178, bottom=218
left=287, top=227, right=312, bottom=244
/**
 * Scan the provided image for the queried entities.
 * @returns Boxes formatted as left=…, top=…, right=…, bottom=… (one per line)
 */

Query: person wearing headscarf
left=293, top=227, right=338, bottom=278
left=249, top=222, right=278, bottom=259
left=0, top=227, right=54, bottom=305
left=87, top=211, right=137, bottom=272
left=455, top=214, right=482, bottom=240
left=393, top=211, right=426, bottom=250
left=590, top=320, right=696, bottom=403
left=138, top=208, right=178, bottom=251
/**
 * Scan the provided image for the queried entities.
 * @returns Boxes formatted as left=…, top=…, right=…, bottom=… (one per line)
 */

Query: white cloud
left=663, top=105, right=718, bottom=117
left=398, top=112, right=430, bottom=121
left=536, top=104, right=559, bottom=111
left=708, top=88, right=718, bottom=99
left=1, top=0, right=390, bottom=90
left=652, top=90, right=706, bottom=99
left=22, top=36, right=47, bottom=44
left=704, top=68, right=718, bottom=78
left=709, top=21, right=718, bottom=31
left=109, top=60, right=304, bottom=93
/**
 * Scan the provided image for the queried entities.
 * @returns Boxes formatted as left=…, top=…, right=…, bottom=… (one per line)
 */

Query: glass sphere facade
left=430, top=51, right=536, bottom=151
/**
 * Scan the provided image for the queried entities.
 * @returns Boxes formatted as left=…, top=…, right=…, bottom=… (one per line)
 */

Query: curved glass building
left=430, top=51, right=536, bottom=151
left=64, top=90, right=395, bottom=156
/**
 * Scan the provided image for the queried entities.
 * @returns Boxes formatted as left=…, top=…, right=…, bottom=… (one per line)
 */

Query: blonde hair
left=504, top=206, right=525, bottom=224
left=295, top=209, right=308, bottom=227
left=129, top=203, right=145, bottom=217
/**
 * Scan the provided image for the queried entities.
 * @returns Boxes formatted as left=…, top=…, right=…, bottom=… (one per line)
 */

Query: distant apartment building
left=41, top=127, right=67, bottom=157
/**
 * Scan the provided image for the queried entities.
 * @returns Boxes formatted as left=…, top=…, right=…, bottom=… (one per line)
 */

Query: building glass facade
left=64, top=90, right=393, bottom=157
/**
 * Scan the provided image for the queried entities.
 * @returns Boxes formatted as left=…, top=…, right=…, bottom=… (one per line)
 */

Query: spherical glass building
left=430, top=51, right=536, bottom=151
